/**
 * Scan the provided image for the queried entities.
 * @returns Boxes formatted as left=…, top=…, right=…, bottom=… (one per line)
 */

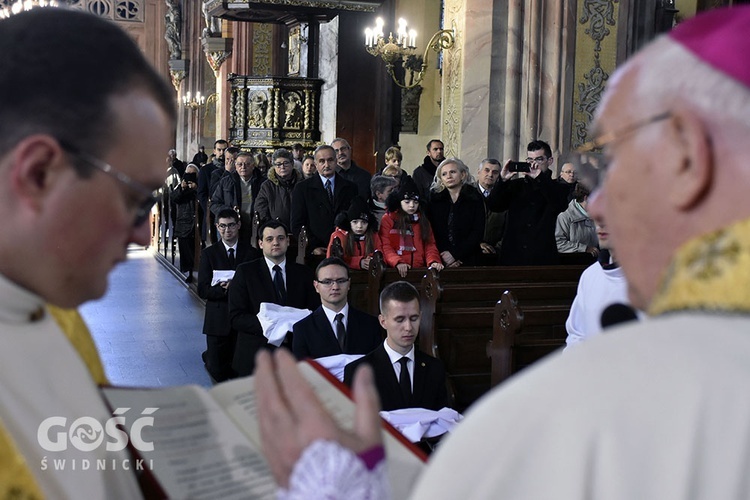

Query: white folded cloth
left=314, top=354, right=365, bottom=382
left=258, top=303, right=312, bottom=347
left=211, top=270, right=235, bottom=286
left=379, top=407, right=464, bottom=442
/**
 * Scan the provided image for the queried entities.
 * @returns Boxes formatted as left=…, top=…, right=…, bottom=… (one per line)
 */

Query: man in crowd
left=476, top=158, right=506, bottom=264
left=332, top=138, right=371, bottom=200
left=198, top=208, right=259, bottom=382
left=255, top=6, right=750, bottom=498
left=486, top=140, right=570, bottom=265
left=412, top=139, right=445, bottom=200
left=292, top=257, right=382, bottom=360
left=292, top=142, right=305, bottom=170
left=209, top=145, right=239, bottom=201
left=192, top=144, right=208, bottom=166
left=229, top=221, right=319, bottom=376
left=343, top=281, right=449, bottom=412
left=291, top=145, right=357, bottom=255
left=558, top=162, right=577, bottom=184
left=167, top=148, right=186, bottom=177
left=0, top=8, right=175, bottom=497
left=211, top=152, right=263, bottom=245
left=197, top=139, right=228, bottom=244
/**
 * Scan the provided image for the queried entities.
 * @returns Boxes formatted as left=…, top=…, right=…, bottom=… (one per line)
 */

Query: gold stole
left=1, top=306, right=108, bottom=500
left=650, top=217, right=750, bottom=315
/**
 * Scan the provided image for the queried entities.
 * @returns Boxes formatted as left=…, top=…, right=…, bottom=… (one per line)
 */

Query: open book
left=101, top=360, right=426, bottom=499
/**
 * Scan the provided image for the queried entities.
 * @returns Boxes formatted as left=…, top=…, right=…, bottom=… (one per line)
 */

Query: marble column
left=442, top=0, right=578, bottom=166
left=319, top=16, right=339, bottom=144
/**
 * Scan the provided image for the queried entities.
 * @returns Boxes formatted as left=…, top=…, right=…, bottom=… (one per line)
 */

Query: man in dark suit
left=292, top=257, right=382, bottom=359
left=291, top=144, right=357, bottom=255
left=486, top=140, right=570, bottom=265
left=197, top=139, right=228, bottom=244
left=228, top=220, right=320, bottom=377
left=344, top=281, right=449, bottom=411
left=197, top=209, right=260, bottom=383
left=332, top=138, right=372, bottom=200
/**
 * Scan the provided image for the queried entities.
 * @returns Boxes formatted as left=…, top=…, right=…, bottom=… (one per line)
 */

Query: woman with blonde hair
left=427, top=158, right=485, bottom=267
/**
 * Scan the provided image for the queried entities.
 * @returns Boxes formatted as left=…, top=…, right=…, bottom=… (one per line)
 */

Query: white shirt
left=222, top=241, right=237, bottom=255
left=382, top=340, right=415, bottom=386
left=264, top=257, right=286, bottom=288
left=565, top=261, right=631, bottom=349
left=321, top=303, right=349, bottom=341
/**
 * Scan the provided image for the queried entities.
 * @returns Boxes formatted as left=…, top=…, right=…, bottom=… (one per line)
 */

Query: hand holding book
left=255, top=349, right=383, bottom=489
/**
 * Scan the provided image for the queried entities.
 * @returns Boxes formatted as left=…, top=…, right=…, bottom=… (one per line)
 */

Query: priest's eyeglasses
left=59, top=140, right=158, bottom=227
left=217, top=223, right=239, bottom=230
left=567, top=112, right=671, bottom=191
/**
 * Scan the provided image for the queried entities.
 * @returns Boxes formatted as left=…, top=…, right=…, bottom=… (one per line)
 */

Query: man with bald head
left=254, top=7, right=750, bottom=499
left=331, top=138, right=371, bottom=200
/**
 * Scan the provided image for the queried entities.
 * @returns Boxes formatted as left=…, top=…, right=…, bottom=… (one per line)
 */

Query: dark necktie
left=398, top=357, right=411, bottom=404
left=335, top=313, right=346, bottom=351
left=325, top=179, right=333, bottom=203
left=273, top=264, right=287, bottom=305
left=227, top=247, right=236, bottom=269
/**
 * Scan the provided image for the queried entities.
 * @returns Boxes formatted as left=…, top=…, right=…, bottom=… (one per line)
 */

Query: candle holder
left=365, top=17, right=455, bottom=90
left=181, top=91, right=206, bottom=111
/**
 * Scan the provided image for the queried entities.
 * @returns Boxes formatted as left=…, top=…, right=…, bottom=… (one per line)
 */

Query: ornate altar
left=228, top=75, right=323, bottom=149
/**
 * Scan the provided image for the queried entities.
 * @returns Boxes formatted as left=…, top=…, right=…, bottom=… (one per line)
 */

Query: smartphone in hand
left=508, top=161, right=531, bottom=173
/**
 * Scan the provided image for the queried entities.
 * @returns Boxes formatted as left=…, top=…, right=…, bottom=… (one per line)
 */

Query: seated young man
left=292, top=257, right=382, bottom=360
left=344, top=281, right=449, bottom=411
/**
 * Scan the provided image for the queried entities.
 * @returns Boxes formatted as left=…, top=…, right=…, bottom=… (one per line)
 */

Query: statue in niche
left=248, top=92, right=268, bottom=129
left=288, top=27, right=301, bottom=75
left=164, top=0, right=181, bottom=60
left=202, top=0, right=222, bottom=37
left=283, top=92, right=303, bottom=129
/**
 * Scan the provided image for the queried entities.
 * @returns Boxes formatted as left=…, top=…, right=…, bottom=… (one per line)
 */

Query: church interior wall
left=393, top=0, right=443, bottom=174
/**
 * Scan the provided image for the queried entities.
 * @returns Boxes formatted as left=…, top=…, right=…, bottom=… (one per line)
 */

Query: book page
left=101, top=385, right=276, bottom=499
left=209, top=362, right=426, bottom=499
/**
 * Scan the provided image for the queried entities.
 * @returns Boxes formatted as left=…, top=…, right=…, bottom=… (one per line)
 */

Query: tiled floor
left=79, top=246, right=212, bottom=388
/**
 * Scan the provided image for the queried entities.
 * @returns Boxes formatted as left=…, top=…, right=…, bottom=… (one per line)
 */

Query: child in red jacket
left=327, top=197, right=382, bottom=270
left=379, top=178, right=444, bottom=277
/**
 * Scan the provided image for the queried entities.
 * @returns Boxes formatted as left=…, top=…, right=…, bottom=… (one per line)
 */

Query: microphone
left=600, top=303, right=638, bottom=330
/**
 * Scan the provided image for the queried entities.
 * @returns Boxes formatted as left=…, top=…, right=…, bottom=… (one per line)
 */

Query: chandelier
left=0, top=0, right=59, bottom=18
left=182, top=91, right=206, bottom=111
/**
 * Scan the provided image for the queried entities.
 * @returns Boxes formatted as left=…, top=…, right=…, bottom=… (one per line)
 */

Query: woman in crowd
left=555, top=182, right=599, bottom=256
left=254, top=151, right=272, bottom=178
left=301, top=154, right=317, bottom=179
left=255, top=148, right=303, bottom=230
left=427, top=158, right=486, bottom=267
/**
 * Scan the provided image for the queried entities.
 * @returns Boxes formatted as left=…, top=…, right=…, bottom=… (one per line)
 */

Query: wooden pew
left=346, top=258, right=586, bottom=412
left=418, top=265, right=586, bottom=411
left=486, top=290, right=574, bottom=388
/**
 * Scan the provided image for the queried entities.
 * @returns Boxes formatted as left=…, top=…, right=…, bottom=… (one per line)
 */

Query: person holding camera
left=173, top=164, right=200, bottom=281
left=486, top=140, right=570, bottom=265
